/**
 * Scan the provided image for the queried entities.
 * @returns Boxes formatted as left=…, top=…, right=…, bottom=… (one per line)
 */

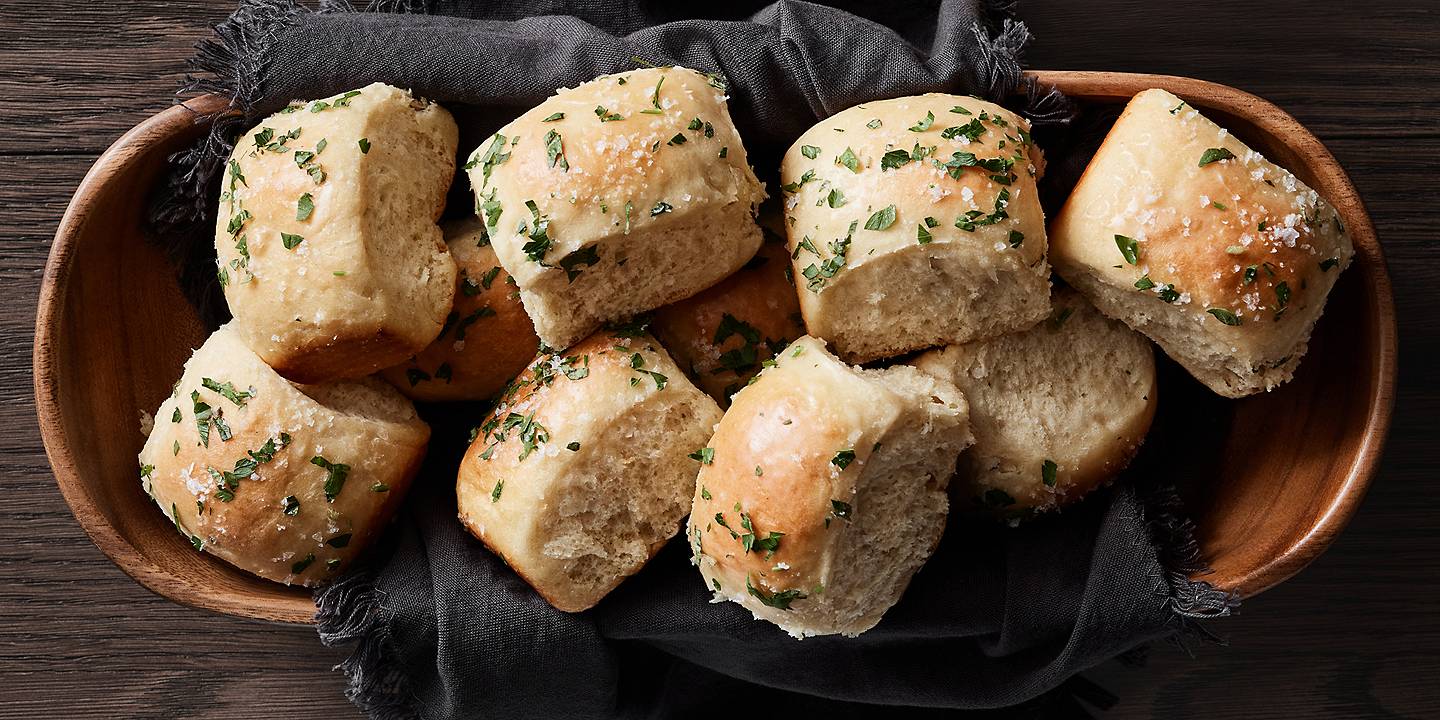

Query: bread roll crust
left=652, top=239, right=805, bottom=405
left=380, top=218, right=539, bottom=401
left=780, top=94, right=1050, bottom=363
left=1050, top=88, right=1354, bottom=397
left=217, top=83, right=459, bottom=383
left=456, top=327, right=723, bottom=612
left=469, top=67, right=766, bottom=349
left=689, top=336, right=971, bottom=637
left=915, top=289, right=1157, bottom=514
left=138, top=324, right=429, bottom=586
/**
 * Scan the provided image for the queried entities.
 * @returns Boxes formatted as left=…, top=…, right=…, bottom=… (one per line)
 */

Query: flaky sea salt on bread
left=215, top=83, right=459, bottom=384
left=467, top=67, right=766, bottom=350
left=1049, top=88, right=1354, bottom=397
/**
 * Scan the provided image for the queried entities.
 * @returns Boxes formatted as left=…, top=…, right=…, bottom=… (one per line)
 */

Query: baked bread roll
left=216, top=82, right=460, bottom=384
left=914, top=289, right=1157, bottom=515
left=137, top=323, right=429, bottom=586
left=779, top=94, right=1050, bottom=363
left=687, top=335, right=972, bottom=637
left=380, top=217, right=539, bottom=401
left=467, top=66, right=766, bottom=349
left=456, top=326, right=723, bottom=612
left=1049, top=88, right=1355, bottom=397
left=652, top=239, right=805, bottom=406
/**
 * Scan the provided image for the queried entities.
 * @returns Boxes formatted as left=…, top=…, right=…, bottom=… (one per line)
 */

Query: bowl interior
left=36, top=74, right=1393, bottom=624
left=36, top=97, right=316, bottom=622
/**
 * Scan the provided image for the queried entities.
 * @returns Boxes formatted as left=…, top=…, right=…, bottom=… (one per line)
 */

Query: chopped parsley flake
left=1198, top=147, right=1236, bottom=166
left=880, top=148, right=911, bottom=170
left=544, top=129, right=568, bottom=171
left=1114, top=234, right=1139, bottom=265
left=292, top=553, right=315, bottom=574
left=908, top=110, right=935, bottom=132
left=296, top=193, right=315, bottom=221
left=864, top=205, right=897, bottom=231
left=1208, top=308, right=1242, bottom=325
left=312, top=455, right=351, bottom=502
left=917, top=223, right=933, bottom=244
left=747, top=577, right=806, bottom=610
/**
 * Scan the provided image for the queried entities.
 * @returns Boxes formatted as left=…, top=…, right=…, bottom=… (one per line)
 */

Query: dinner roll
left=914, top=289, right=1157, bottom=516
left=1049, top=88, right=1355, bottom=397
left=456, top=326, right=723, bottom=612
left=467, top=66, right=766, bottom=349
left=688, top=335, right=972, bottom=638
left=216, top=82, right=459, bottom=384
left=137, top=324, right=429, bottom=586
left=652, top=239, right=805, bottom=406
left=380, top=217, right=539, bottom=401
left=779, top=94, right=1050, bottom=363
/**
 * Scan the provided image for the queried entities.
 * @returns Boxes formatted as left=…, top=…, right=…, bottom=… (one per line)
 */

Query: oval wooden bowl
left=35, top=72, right=1396, bottom=624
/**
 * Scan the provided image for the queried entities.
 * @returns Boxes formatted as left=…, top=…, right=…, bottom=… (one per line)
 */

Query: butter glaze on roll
left=779, top=94, right=1051, bottom=363
left=688, top=335, right=971, bottom=637
left=652, top=239, right=806, bottom=406
left=215, top=83, right=459, bottom=384
left=468, top=67, right=766, bottom=350
left=138, top=324, right=429, bottom=586
left=381, top=217, right=539, bottom=402
left=1049, top=88, right=1354, bottom=397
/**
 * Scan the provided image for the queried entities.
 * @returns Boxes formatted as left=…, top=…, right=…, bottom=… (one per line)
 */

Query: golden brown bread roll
left=216, top=82, right=459, bottom=384
left=456, top=326, right=722, bottom=612
left=779, top=94, right=1050, bottom=363
left=1049, top=88, right=1354, bottom=397
left=466, top=66, right=767, bottom=350
left=652, top=240, right=805, bottom=406
left=688, top=335, right=972, bottom=637
left=381, top=217, right=540, bottom=402
left=138, top=324, right=428, bottom=586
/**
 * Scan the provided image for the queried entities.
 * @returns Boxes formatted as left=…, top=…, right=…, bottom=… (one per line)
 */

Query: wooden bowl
left=35, top=72, right=1396, bottom=624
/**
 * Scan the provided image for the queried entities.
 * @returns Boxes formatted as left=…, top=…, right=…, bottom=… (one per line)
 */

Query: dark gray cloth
left=161, top=2, right=1236, bottom=718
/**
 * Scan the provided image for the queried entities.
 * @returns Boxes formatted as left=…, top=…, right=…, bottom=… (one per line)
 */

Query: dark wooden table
left=2, top=1, right=1436, bottom=717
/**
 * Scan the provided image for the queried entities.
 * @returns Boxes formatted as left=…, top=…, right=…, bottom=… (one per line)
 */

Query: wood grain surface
left=1, top=1, right=1436, bottom=718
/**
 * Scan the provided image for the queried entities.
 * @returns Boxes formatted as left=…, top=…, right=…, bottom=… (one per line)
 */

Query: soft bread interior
left=301, top=376, right=422, bottom=428
left=927, top=293, right=1155, bottom=511
left=801, top=364, right=970, bottom=637
left=819, top=247, right=1050, bottom=363
left=524, top=202, right=762, bottom=347
left=360, top=104, right=454, bottom=346
left=534, top=391, right=716, bottom=609
left=1062, top=266, right=1299, bottom=398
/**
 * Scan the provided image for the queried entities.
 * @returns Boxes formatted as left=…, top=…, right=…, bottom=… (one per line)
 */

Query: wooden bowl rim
left=35, top=72, right=1396, bottom=624
left=32, top=94, right=318, bottom=623
left=1030, top=72, right=1397, bottom=598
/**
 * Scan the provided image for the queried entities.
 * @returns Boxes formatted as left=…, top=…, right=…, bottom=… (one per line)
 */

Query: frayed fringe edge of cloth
left=313, top=483, right=1237, bottom=720
left=316, top=571, right=422, bottom=720
left=1138, top=483, right=1242, bottom=655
